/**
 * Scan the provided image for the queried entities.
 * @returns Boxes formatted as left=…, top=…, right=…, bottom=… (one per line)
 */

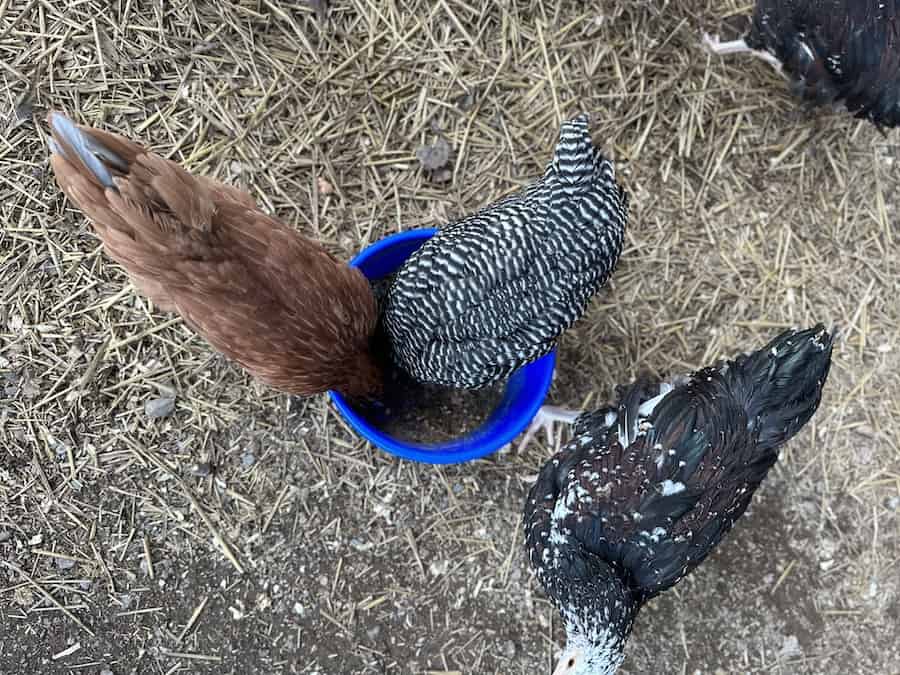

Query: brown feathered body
left=47, top=112, right=381, bottom=399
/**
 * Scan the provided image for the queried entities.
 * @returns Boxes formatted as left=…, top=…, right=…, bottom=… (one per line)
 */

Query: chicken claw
left=517, top=405, right=582, bottom=453
left=702, top=32, right=752, bottom=56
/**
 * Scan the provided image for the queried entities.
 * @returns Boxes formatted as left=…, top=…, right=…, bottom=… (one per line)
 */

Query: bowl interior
left=329, top=228, right=555, bottom=464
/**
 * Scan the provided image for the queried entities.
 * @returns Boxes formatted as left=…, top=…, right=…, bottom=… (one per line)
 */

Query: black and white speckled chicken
left=523, top=325, right=835, bottom=675
left=703, top=0, right=900, bottom=128
left=381, top=114, right=628, bottom=389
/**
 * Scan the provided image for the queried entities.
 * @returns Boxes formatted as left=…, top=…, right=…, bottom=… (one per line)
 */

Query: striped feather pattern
left=382, top=114, right=629, bottom=388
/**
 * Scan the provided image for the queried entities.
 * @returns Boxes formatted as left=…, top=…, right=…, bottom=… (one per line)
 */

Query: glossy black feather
left=523, top=325, right=834, bottom=672
left=746, top=0, right=900, bottom=127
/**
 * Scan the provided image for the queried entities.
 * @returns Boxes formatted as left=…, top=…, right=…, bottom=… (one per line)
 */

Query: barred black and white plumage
left=381, top=114, right=628, bottom=389
left=704, top=0, right=900, bottom=128
left=523, top=326, right=835, bottom=675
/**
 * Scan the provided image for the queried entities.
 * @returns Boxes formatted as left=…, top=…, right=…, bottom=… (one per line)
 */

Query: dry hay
left=1, top=1, right=899, bottom=673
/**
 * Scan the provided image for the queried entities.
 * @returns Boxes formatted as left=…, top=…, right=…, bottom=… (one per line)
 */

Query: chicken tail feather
left=47, top=111, right=217, bottom=234
left=47, top=112, right=131, bottom=190
left=725, top=324, right=835, bottom=454
left=551, top=113, right=595, bottom=196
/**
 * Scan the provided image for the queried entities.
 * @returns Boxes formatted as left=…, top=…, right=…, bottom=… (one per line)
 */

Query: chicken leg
left=702, top=32, right=786, bottom=76
left=517, top=405, right=583, bottom=452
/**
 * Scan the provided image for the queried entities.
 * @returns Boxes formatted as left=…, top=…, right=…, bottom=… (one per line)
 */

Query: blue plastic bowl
left=328, top=228, right=556, bottom=464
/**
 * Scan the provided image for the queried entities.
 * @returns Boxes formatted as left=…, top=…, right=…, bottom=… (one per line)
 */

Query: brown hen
left=46, top=111, right=381, bottom=400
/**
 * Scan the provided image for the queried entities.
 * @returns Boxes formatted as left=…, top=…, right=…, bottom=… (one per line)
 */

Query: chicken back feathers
left=47, top=112, right=381, bottom=399
left=382, top=114, right=628, bottom=389
left=746, top=0, right=900, bottom=127
left=524, top=326, right=834, bottom=672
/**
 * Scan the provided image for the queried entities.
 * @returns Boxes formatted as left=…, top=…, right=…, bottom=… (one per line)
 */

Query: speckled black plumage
left=381, top=114, right=628, bottom=389
left=524, top=325, right=835, bottom=675
left=746, top=0, right=900, bottom=127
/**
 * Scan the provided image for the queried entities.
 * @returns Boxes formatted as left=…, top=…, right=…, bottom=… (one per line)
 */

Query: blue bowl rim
left=328, top=228, right=556, bottom=465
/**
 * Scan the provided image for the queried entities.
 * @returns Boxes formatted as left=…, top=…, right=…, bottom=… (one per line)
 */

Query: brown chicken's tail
left=46, top=111, right=228, bottom=235
left=47, top=112, right=135, bottom=190
left=45, top=112, right=220, bottom=310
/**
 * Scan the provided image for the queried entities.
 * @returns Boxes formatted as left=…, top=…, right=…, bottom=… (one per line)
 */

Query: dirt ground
left=2, top=1, right=899, bottom=674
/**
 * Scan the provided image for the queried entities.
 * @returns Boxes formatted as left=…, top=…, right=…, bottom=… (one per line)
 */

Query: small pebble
left=241, top=452, right=255, bottom=468
left=191, top=463, right=212, bottom=477
left=317, top=176, right=334, bottom=195
left=779, top=635, right=802, bottom=658
left=455, top=90, right=476, bottom=111
left=15, top=101, right=33, bottom=121
left=866, top=579, right=879, bottom=599
left=0, top=530, right=10, bottom=543
left=429, top=559, right=450, bottom=577
left=56, top=557, right=76, bottom=571
left=100, top=669, right=114, bottom=675
left=144, top=397, right=175, bottom=418
left=416, top=137, right=450, bottom=171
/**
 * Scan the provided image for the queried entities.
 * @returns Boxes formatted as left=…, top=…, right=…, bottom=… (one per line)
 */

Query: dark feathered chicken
left=703, top=0, right=900, bottom=128
left=381, top=114, right=628, bottom=389
left=46, top=112, right=382, bottom=399
left=523, top=325, right=834, bottom=675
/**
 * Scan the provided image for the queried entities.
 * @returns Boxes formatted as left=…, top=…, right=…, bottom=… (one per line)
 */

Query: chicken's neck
left=546, top=552, right=638, bottom=674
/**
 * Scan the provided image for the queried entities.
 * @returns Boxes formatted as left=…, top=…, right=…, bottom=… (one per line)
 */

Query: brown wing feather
left=48, top=113, right=381, bottom=398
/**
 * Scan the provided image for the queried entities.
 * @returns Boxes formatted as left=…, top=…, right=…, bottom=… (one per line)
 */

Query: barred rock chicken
left=381, top=114, right=628, bottom=389
left=703, top=0, right=900, bottom=128
left=523, top=325, right=834, bottom=675
left=46, top=112, right=382, bottom=400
